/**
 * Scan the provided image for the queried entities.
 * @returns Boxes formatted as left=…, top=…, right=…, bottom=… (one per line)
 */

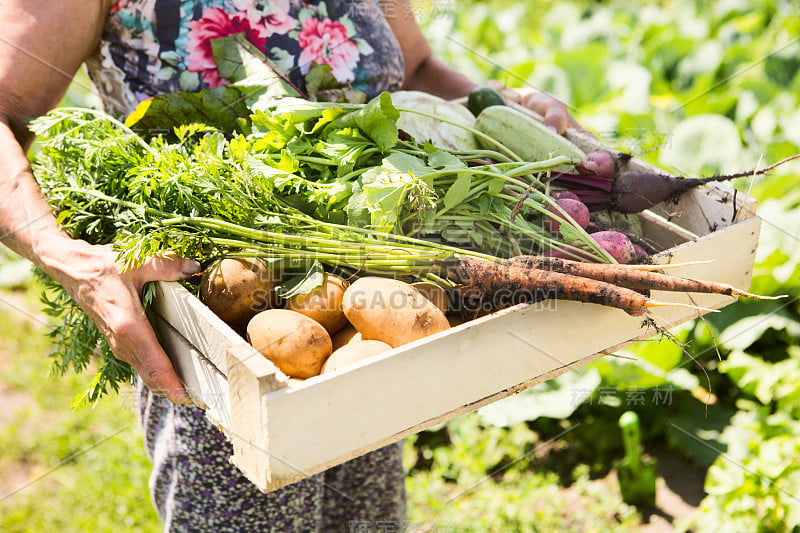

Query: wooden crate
left=149, top=113, right=760, bottom=493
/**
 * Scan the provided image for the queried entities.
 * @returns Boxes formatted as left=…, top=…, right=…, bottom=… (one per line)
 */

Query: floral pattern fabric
left=87, top=0, right=405, bottom=116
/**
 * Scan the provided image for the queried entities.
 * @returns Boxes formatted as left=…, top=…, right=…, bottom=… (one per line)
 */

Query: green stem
left=394, top=107, right=523, bottom=162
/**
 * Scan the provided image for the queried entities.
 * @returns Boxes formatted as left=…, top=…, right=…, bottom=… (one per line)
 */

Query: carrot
left=507, top=256, right=780, bottom=300
left=445, top=257, right=658, bottom=316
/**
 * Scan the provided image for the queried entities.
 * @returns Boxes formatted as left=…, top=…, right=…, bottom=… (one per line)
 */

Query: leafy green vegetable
left=33, top=94, right=604, bottom=402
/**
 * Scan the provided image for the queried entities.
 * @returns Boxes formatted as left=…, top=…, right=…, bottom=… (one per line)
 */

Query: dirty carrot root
left=507, top=256, right=780, bottom=300
left=445, top=257, right=652, bottom=316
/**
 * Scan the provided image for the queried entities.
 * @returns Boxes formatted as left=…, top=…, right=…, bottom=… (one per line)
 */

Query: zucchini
left=474, top=105, right=584, bottom=168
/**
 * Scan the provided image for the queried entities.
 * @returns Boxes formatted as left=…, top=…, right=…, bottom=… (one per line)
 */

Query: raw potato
left=286, top=273, right=348, bottom=335
left=331, top=324, right=362, bottom=351
left=246, top=309, right=332, bottom=379
left=200, top=257, right=280, bottom=326
left=322, top=340, right=392, bottom=374
left=410, top=282, right=449, bottom=313
left=342, top=277, right=450, bottom=348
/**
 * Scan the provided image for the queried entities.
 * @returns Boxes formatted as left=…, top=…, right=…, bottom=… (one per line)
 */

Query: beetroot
left=631, top=244, right=648, bottom=263
left=577, top=150, right=622, bottom=178
left=552, top=190, right=580, bottom=201
left=590, top=231, right=635, bottom=263
left=541, top=227, right=634, bottom=263
left=543, top=198, right=590, bottom=233
left=551, top=154, right=800, bottom=213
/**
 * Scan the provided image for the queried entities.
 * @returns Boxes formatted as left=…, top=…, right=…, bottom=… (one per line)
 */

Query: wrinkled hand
left=519, top=91, right=582, bottom=134
left=50, top=240, right=200, bottom=404
left=489, top=84, right=592, bottom=137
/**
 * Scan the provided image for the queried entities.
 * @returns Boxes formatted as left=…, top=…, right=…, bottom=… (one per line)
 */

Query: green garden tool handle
left=619, top=410, right=642, bottom=471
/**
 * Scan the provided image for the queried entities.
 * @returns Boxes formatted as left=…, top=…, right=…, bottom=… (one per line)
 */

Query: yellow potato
left=286, top=274, right=348, bottom=335
left=246, top=309, right=332, bottom=379
left=331, top=324, right=362, bottom=351
left=342, top=277, right=450, bottom=348
left=322, top=340, right=392, bottom=374
left=410, top=282, right=449, bottom=313
left=200, top=257, right=280, bottom=326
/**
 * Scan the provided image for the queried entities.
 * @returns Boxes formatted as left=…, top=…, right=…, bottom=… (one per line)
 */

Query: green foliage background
left=1, top=0, right=799, bottom=531
left=415, top=0, right=800, bottom=530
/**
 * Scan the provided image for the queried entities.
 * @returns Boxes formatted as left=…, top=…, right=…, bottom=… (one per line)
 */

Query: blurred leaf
left=658, top=114, right=743, bottom=174
left=592, top=349, right=699, bottom=391
left=667, top=405, right=735, bottom=468
left=718, top=313, right=800, bottom=351
left=555, top=43, right=609, bottom=106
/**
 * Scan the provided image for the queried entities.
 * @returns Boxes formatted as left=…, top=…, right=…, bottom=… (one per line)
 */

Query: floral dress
left=85, top=2, right=407, bottom=531
left=86, top=0, right=405, bottom=116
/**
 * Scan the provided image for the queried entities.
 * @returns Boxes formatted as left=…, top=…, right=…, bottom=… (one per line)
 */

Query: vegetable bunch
left=31, top=37, right=773, bottom=403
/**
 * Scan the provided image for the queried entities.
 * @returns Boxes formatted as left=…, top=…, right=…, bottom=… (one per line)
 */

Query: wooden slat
left=252, top=213, right=757, bottom=489
left=151, top=281, right=246, bottom=374
left=151, top=312, right=232, bottom=430
left=226, top=344, right=285, bottom=492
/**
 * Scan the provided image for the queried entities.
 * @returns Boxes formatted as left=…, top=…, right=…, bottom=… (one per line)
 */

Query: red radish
left=590, top=231, right=635, bottom=263
left=543, top=198, right=590, bottom=233
left=631, top=244, right=648, bottom=262
left=553, top=190, right=580, bottom=201
left=577, top=150, right=624, bottom=178
left=544, top=230, right=635, bottom=263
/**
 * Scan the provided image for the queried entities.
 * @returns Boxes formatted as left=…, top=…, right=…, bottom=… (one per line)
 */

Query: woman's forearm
left=403, top=56, right=478, bottom=100
left=0, top=120, right=74, bottom=275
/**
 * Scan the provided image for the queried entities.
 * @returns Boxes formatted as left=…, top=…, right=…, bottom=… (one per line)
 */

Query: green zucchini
left=474, top=105, right=584, bottom=168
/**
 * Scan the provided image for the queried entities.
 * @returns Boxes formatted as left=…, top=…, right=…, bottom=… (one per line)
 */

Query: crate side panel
left=226, top=344, right=284, bottom=492
left=646, top=185, right=756, bottom=238
left=255, top=349, right=610, bottom=492
left=152, top=313, right=232, bottom=430
left=152, top=281, right=245, bottom=375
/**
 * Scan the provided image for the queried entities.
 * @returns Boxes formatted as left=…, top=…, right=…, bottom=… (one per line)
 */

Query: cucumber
left=467, top=86, right=506, bottom=116
left=474, top=105, right=584, bottom=168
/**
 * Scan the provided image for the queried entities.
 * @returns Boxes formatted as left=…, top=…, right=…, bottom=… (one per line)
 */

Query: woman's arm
left=383, top=0, right=580, bottom=133
left=0, top=0, right=194, bottom=404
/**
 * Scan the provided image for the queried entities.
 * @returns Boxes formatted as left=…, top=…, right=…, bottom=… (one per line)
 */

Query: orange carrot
left=446, top=258, right=655, bottom=316
left=507, top=256, right=777, bottom=300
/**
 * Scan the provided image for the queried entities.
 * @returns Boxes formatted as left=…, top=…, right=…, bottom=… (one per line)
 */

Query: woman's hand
left=44, top=238, right=200, bottom=404
left=518, top=90, right=582, bottom=134
left=492, top=84, right=591, bottom=136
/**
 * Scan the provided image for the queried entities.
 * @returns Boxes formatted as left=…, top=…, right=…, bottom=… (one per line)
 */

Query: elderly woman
left=0, top=1, right=578, bottom=530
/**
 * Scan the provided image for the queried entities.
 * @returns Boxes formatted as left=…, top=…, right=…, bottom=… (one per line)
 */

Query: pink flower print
left=261, top=0, right=296, bottom=36
left=297, top=17, right=360, bottom=83
left=186, top=8, right=269, bottom=88
left=233, top=0, right=296, bottom=37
